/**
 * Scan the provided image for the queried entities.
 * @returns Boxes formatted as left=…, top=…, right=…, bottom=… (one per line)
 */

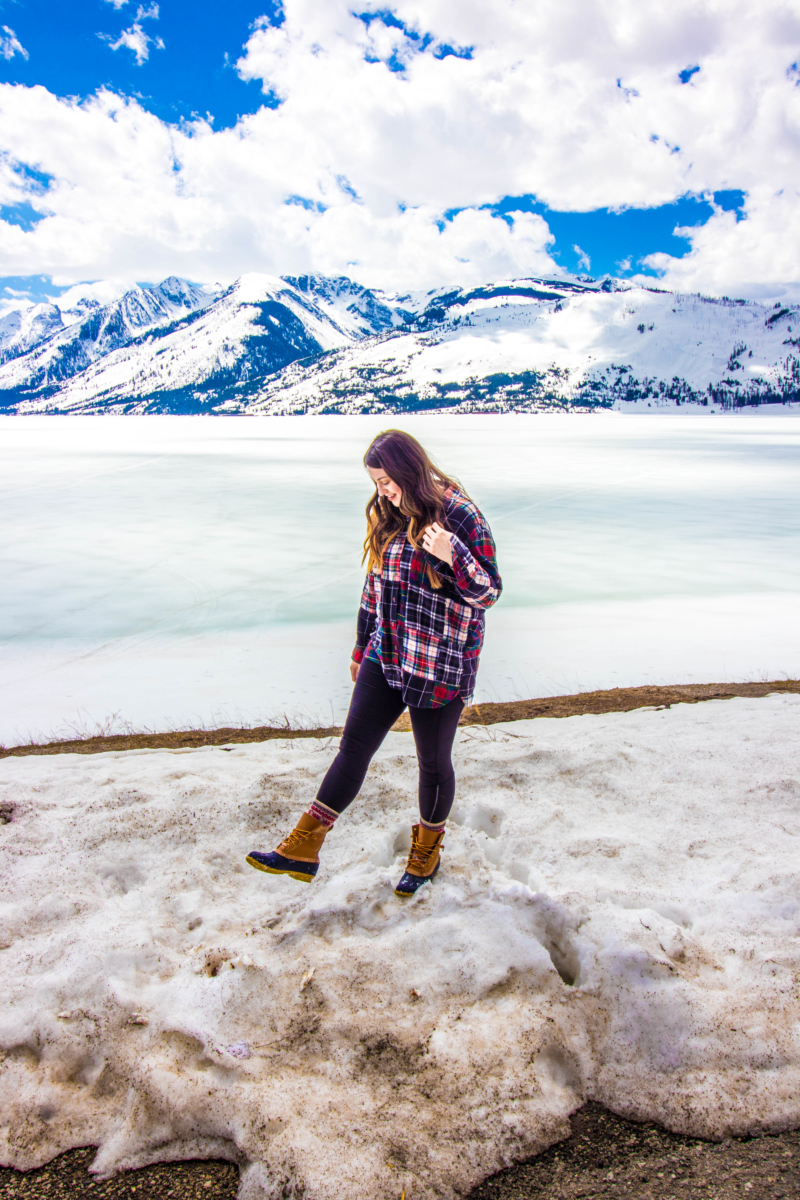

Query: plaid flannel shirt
left=352, top=488, right=502, bottom=708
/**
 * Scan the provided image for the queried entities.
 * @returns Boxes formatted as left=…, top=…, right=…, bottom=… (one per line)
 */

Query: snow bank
left=1, top=695, right=799, bottom=1199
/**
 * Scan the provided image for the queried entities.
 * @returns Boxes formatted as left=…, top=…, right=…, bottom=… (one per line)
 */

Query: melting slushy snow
left=1, top=695, right=799, bottom=1199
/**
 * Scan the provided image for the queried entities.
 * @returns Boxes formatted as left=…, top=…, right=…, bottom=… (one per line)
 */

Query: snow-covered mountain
left=243, top=278, right=800, bottom=415
left=0, top=273, right=420, bottom=413
left=0, top=296, right=104, bottom=363
left=281, top=274, right=418, bottom=335
left=0, top=277, right=214, bottom=399
left=2, top=272, right=798, bottom=414
left=8, top=274, right=421, bottom=414
left=0, top=303, right=64, bottom=363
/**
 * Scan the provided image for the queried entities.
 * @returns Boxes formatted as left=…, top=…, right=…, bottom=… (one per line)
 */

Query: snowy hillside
left=2, top=272, right=798, bottom=414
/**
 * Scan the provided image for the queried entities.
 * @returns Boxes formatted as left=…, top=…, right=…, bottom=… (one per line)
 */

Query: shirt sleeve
left=436, top=507, right=502, bottom=610
left=353, top=572, right=377, bottom=662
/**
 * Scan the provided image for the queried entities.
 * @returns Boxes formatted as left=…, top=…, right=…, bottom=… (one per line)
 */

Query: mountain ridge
left=1, top=272, right=797, bottom=415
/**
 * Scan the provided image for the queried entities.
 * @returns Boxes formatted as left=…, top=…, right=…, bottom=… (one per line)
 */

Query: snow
left=1, top=694, right=799, bottom=1199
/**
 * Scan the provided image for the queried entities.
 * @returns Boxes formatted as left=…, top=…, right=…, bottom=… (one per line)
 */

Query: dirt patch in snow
left=1, top=680, right=797, bottom=758
left=473, top=1103, right=800, bottom=1199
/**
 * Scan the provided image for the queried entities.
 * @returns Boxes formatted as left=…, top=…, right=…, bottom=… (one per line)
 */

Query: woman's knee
left=416, top=750, right=455, bottom=785
left=339, top=725, right=385, bottom=767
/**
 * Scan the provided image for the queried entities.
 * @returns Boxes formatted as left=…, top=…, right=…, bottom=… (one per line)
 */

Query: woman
left=247, top=429, right=502, bottom=896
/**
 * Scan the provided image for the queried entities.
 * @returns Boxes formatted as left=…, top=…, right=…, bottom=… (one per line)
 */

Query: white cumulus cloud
left=637, top=188, right=800, bottom=301
left=1, top=26, right=28, bottom=61
left=573, top=246, right=591, bottom=272
left=0, top=0, right=799, bottom=295
left=103, top=4, right=163, bottom=66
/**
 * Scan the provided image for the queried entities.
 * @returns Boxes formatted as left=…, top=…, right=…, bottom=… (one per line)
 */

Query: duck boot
left=247, top=814, right=329, bottom=883
left=395, top=823, right=445, bottom=896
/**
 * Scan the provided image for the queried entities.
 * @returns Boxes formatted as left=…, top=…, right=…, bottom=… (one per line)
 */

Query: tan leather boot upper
left=276, top=813, right=330, bottom=864
left=405, top=823, right=445, bottom=878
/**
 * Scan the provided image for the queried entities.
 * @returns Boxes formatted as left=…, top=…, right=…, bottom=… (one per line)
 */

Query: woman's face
left=367, top=465, right=402, bottom=507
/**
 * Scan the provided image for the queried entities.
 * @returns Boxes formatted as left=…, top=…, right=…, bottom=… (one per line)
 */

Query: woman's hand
left=422, top=522, right=454, bottom=567
left=350, top=659, right=360, bottom=683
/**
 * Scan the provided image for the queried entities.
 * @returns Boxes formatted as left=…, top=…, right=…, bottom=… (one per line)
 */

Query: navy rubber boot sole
left=395, top=857, right=441, bottom=897
left=246, top=850, right=319, bottom=883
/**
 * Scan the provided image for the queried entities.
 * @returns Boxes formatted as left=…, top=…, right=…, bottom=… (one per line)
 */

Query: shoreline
left=2, top=678, right=798, bottom=760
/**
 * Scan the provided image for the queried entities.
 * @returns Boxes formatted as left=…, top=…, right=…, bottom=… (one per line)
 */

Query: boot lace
left=406, top=835, right=439, bottom=876
left=278, top=827, right=313, bottom=853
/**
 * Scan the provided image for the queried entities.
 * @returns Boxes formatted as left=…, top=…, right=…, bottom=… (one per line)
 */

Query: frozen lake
left=1, top=412, right=799, bottom=744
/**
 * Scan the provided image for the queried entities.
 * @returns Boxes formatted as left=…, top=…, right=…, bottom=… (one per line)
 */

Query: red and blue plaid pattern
left=352, top=488, right=502, bottom=708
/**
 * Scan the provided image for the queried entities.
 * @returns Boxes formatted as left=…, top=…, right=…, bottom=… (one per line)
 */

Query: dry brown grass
left=1, top=680, right=797, bottom=759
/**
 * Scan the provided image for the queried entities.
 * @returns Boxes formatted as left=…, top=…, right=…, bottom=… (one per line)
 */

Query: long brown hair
left=363, top=429, right=464, bottom=587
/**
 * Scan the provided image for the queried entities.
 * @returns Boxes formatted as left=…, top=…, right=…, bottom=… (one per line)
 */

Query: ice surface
left=2, top=414, right=800, bottom=745
left=1, top=695, right=799, bottom=1198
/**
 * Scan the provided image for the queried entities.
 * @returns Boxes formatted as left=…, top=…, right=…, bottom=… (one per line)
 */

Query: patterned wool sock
left=308, top=800, right=339, bottom=828
left=419, top=818, right=446, bottom=832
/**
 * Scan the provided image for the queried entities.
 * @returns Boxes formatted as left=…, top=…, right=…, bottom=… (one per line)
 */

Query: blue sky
left=0, top=1, right=796, bottom=301
left=0, top=0, right=281, bottom=129
left=477, top=191, right=746, bottom=281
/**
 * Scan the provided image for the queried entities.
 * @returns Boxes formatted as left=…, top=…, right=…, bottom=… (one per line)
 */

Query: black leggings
left=316, top=656, right=464, bottom=826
